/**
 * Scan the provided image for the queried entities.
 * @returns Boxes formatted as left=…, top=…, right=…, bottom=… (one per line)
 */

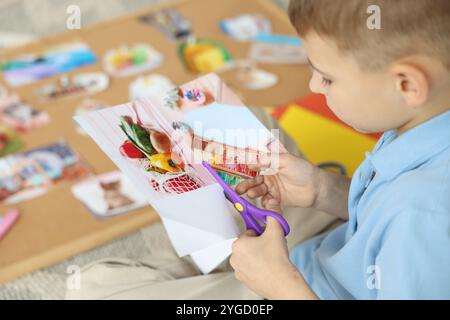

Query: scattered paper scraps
left=249, top=34, right=308, bottom=64
left=0, top=141, right=91, bottom=205
left=139, top=8, right=192, bottom=41
left=0, top=86, right=49, bottom=132
left=103, top=43, right=164, bottom=77
left=164, top=86, right=214, bottom=110
left=220, top=13, right=271, bottom=42
left=164, top=87, right=183, bottom=110
left=254, top=33, right=303, bottom=46
left=71, top=171, right=147, bottom=219
left=178, top=38, right=232, bottom=73
left=234, top=61, right=278, bottom=90
left=129, top=73, right=175, bottom=101
left=0, top=125, right=23, bottom=157
left=35, top=72, right=109, bottom=102
left=0, top=41, right=97, bottom=87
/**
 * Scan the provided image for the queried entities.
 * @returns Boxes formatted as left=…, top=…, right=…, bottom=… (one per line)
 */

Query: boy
left=232, top=0, right=450, bottom=299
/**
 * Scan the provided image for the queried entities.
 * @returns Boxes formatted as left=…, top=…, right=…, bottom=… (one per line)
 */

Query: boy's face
left=302, top=32, right=414, bottom=134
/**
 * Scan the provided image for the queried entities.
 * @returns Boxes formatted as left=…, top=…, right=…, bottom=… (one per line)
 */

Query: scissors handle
left=245, top=202, right=290, bottom=236
left=202, top=161, right=290, bottom=236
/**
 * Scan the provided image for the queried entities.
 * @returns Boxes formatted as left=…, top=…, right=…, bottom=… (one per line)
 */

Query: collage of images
left=0, top=8, right=303, bottom=238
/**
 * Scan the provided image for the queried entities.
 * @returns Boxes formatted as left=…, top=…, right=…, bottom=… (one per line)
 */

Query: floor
left=0, top=0, right=289, bottom=300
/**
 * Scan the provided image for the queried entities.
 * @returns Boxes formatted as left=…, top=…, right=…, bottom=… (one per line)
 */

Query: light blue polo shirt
left=290, top=110, right=450, bottom=299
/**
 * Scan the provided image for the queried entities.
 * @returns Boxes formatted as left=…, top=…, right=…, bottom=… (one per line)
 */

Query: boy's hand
left=230, top=203, right=317, bottom=300
left=236, top=153, right=321, bottom=209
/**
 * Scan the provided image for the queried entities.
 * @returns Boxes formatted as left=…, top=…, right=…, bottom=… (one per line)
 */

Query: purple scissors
left=202, top=161, right=290, bottom=236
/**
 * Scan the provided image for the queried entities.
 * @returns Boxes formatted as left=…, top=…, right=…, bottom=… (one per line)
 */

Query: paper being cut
left=75, top=73, right=286, bottom=273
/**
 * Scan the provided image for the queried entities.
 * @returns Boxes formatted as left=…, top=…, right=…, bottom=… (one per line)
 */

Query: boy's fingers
left=265, top=198, right=282, bottom=213
left=247, top=184, right=268, bottom=199
left=235, top=175, right=264, bottom=194
left=264, top=216, right=285, bottom=238
left=248, top=153, right=273, bottom=171
left=262, top=194, right=278, bottom=209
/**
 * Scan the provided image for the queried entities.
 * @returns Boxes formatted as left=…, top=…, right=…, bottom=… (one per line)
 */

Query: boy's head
left=288, top=0, right=450, bottom=134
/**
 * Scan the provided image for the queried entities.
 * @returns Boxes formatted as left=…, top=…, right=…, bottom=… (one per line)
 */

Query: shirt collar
left=367, top=109, right=450, bottom=181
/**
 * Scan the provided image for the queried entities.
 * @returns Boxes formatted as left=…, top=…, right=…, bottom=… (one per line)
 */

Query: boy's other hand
left=235, top=153, right=321, bottom=209
left=230, top=202, right=316, bottom=299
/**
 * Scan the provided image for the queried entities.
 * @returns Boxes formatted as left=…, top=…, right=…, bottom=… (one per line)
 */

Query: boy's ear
left=390, top=63, right=429, bottom=108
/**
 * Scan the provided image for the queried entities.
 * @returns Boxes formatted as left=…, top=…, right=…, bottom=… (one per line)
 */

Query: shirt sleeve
left=374, top=211, right=450, bottom=299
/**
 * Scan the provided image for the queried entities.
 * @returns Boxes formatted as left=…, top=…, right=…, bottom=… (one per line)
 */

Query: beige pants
left=66, top=108, right=339, bottom=300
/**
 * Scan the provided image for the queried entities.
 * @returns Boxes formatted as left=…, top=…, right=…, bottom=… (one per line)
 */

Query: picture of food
left=117, top=104, right=202, bottom=195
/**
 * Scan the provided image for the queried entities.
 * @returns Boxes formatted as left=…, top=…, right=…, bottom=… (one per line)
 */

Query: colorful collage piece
left=0, top=42, right=97, bottom=87
left=0, top=141, right=91, bottom=205
left=75, top=73, right=288, bottom=271
left=140, top=8, right=192, bottom=41
left=0, top=86, right=49, bottom=132
left=74, top=99, right=109, bottom=135
left=0, top=125, right=23, bottom=157
left=72, top=171, right=147, bottom=219
left=234, top=61, right=279, bottom=90
left=104, top=43, right=164, bottom=77
left=220, top=14, right=272, bottom=42
left=36, top=72, right=109, bottom=102
left=178, top=38, right=232, bottom=73
left=75, top=73, right=284, bottom=201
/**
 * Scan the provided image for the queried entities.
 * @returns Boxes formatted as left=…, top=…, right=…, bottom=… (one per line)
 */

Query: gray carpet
left=0, top=0, right=289, bottom=300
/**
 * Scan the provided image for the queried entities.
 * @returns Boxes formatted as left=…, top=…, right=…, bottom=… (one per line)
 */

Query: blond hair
left=288, top=0, right=450, bottom=71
